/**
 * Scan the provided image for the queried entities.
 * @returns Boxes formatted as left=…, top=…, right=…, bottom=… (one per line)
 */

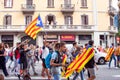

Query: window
left=47, top=15, right=55, bottom=25
left=64, top=0, right=71, bottom=4
left=25, top=16, right=32, bottom=25
left=1, top=35, right=13, bottom=47
left=64, top=16, right=73, bottom=25
left=110, top=17, right=113, bottom=26
left=4, top=15, right=12, bottom=26
left=81, top=0, right=87, bottom=7
left=79, top=35, right=91, bottom=40
left=27, top=0, right=33, bottom=5
left=81, top=15, right=88, bottom=25
left=47, top=0, right=54, bottom=8
left=4, top=0, right=13, bottom=8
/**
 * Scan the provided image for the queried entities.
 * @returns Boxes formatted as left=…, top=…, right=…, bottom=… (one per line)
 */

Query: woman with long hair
left=0, top=43, right=9, bottom=77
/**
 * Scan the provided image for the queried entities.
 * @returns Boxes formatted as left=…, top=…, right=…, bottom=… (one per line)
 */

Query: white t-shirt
left=42, top=47, right=49, bottom=59
left=5, top=48, right=10, bottom=56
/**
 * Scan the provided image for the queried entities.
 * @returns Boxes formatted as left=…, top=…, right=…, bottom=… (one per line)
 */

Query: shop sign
left=61, top=35, right=75, bottom=41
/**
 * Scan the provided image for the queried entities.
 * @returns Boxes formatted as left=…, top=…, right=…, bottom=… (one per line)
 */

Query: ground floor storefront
left=0, top=31, right=116, bottom=48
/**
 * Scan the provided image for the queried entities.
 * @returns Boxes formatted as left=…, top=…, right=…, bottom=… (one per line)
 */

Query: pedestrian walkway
left=4, top=76, right=67, bottom=80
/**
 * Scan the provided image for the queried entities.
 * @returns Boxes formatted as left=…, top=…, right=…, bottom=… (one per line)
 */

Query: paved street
left=2, top=60, right=120, bottom=80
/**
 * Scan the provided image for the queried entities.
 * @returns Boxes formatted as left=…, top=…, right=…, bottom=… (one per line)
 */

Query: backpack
left=45, top=51, right=63, bottom=68
left=45, top=52, right=52, bottom=68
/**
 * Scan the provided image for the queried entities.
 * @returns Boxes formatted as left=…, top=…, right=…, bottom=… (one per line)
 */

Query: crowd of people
left=0, top=39, right=120, bottom=80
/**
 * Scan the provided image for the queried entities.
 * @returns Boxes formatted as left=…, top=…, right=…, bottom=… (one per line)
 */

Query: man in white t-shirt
left=41, top=41, right=51, bottom=79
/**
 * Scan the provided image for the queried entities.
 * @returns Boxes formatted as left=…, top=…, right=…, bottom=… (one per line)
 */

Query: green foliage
left=116, top=29, right=120, bottom=36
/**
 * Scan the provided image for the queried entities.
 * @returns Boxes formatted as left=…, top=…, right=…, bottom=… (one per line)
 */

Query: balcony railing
left=61, top=4, right=75, bottom=14
left=0, top=25, right=95, bottom=32
left=109, top=26, right=118, bottom=33
left=21, top=4, right=35, bottom=14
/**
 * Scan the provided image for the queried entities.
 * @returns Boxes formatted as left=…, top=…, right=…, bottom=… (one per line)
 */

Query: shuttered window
left=25, top=16, right=32, bottom=25
left=47, top=0, right=54, bottom=8
left=3, top=15, right=12, bottom=25
left=81, top=0, right=87, bottom=7
left=64, top=16, right=73, bottom=25
left=110, top=17, right=113, bottom=26
left=4, top=0, right=13, bottom=8
left=81, top=15, right=88, bottom=25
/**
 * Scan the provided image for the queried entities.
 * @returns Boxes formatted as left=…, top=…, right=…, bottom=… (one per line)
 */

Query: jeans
left=53, top=74, right=61, bottom=80
left=73, top=70, right=85, bottom=80
left=109, top=54, right=116, bottom=68
left=27, top=59, right=35, bottom=73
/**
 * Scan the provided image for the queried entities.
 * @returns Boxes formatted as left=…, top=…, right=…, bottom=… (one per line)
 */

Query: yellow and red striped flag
left=105, top=48, right=114, bottom=61
left=62, top=54, right=67, bottom=64
left=61, top=54, right=67, bottom=77
left=64, top=48, right=94, bottom=78
left=25, top=15, right=43, bottom=39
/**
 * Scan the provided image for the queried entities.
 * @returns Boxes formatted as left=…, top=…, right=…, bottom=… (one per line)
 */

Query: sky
left=112, top=0, right=119, bottom=11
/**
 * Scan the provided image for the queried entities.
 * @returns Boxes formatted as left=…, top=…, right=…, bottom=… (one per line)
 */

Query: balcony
left=21, top=4, right=35, bottom=14
left=0, top=25, right=95, bottom=33
left=61, top=4, right=75, bottom=14
left=0, top=25, right=26, bottom=32
left=109, top=26, right=118, bottom=33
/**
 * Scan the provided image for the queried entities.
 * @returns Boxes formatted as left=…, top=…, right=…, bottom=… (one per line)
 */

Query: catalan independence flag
left=105, top=48, right=114, bottom=61
left=25, top=15, right=43, bottom=39
left=64, top=48, right=94, bottom=78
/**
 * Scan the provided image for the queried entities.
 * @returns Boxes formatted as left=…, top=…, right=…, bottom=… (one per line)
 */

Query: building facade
left=0, top=0, right=118, bottom=47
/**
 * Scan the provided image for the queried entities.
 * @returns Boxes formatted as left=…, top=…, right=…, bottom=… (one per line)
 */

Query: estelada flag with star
left=25, top=15, right=43, bottom=39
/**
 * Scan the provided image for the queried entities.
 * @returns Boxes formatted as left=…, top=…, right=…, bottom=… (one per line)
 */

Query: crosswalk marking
left=112, top=75, right=120, bottom=77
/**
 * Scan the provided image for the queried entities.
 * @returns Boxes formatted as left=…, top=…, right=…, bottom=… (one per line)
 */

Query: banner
left=105, top=48, right=114, bottom=61
left=64, top=48, right=94, bottom=78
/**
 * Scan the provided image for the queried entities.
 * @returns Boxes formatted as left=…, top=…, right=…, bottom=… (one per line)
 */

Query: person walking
left=19, top=44, right=29, bottom=76
left=108, top=43, right=117, bottom=68
left=41, top=41, right=51, bottom=79
left=50, top=42, right=66, bottom=80
left=85, top=40, right=97, bottom=80
left=27, top=44, right=38, bottom=75
left=0, top=43, right=9, bottom=77
left=114, top=43, right=120, bottom=68
left=73, top=46, right=85, bottom=80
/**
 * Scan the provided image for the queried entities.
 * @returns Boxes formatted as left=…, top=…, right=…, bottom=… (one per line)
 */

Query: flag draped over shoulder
left=105, top=48, right=114, bottom=61
left=64, top=48, right=94, bottom=78
left=25, top=15, right=43, bottom=39
left=61, top=54, right=67, bottom=77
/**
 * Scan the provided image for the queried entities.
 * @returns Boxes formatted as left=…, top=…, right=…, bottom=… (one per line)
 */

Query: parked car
left=94, top=48, right=107, bottom=65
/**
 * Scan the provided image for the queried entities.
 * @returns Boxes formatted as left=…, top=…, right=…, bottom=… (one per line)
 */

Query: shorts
left=20, top=62, right=27, bottom=70
left=42, top=59, right=47, bottom=68
left=87, top=68, right=95, bottom=77
left=117, top=55, right=120, bottom=61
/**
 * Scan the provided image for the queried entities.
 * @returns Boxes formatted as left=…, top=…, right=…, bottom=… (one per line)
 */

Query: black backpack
left=54, top=51, right=63, bottom=64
